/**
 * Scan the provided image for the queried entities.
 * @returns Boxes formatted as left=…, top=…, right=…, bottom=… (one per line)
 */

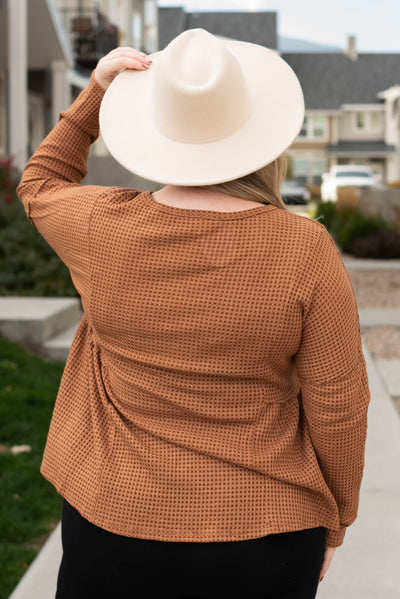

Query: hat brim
left=99, top=40, right=304, bottom=186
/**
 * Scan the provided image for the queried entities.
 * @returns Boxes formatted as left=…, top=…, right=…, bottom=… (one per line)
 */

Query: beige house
left=0, top=0, right=157, bottom=173
left=159, top=7, right=400, bottom=187
left=279, top=38, right=399, bottom=186
left=289, top=103, right=394, bottom=186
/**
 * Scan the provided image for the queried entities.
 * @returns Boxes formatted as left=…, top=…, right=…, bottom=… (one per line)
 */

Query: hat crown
left=152, top=29, right=252, bottom=144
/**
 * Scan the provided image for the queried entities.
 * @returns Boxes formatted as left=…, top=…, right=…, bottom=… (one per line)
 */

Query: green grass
left=0, top=335, right=65, bottom=599
left=306, top=200, right=319, bottom=220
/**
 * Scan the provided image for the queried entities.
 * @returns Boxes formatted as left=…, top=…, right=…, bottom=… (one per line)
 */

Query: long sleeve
left=16, top=72, right=107, bottom=298
left=295, top=227, right=370, bottom=547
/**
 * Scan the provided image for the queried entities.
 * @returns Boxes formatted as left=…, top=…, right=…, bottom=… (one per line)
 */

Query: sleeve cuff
left=325, top=525, right=346, bottom=547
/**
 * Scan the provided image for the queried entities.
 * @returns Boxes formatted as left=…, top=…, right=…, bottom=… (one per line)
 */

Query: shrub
left=335, top=210, right=384, bottom=253
left=351, top=229, right=400, bottom=259
left=0, top=158, right=78, bottom=297
left=350, top=234, right=381, bottom=258
left=314, top=201, right=400, bottom=259
left=314, top=201, right=337, bottom=231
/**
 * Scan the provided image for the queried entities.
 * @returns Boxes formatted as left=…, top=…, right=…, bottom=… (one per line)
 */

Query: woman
left=18, top=29, right=370, bottom=599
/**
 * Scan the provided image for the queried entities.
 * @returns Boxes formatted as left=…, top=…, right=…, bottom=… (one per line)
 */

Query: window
left=298, top=115, right=327, bottom=140
left=335, top=170, right=371, bottom=178
left=299, top=118, right=308, bottom=138
left=292, top=157, right=327, bottom=184
left=312, top=117, right=326, bottom=137
left=28, top=93, right=45, bottom=154
left=311, top=159, right=326, bottom=176
left=293, top=160, right=308, bottom=176
left=370, top=112, right=381, bottom=129
left=392, top=98, right=400, bottom=119
left=354, top=111, right=382, bottom=131
left=356, top=112, right=366, bottom=129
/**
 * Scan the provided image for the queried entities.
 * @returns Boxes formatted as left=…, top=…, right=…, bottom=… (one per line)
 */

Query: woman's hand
left=319, top=546, right=336, bottom=582
left=94, top=47, right=152, bottom=91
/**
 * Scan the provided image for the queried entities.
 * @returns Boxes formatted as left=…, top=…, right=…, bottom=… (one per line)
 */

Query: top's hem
left=48, top=474, right=336, bottom=545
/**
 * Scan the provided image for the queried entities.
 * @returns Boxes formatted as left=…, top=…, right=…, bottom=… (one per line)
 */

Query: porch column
left=51, top=60, right=71, bottom=128
left=144, top=0, right=158, bottom=53
left=7, top=0, right=28, bottom=171
left=132, top=0, right=145, bottom=50
left=125, top=0, right=134, bottom=47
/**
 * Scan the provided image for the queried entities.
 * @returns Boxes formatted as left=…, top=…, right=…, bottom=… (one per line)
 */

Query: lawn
left=0, top=334, right=65, bottom=599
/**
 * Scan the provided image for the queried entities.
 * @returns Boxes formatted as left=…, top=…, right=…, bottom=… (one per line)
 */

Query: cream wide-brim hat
left=99, top=28, right=305, bottom=186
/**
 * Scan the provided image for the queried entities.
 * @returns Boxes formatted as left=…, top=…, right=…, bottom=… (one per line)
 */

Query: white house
left=0, top=0, right=157, bottom=173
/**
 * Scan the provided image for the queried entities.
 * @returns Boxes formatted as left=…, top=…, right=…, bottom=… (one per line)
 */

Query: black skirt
left=56, top=500, right=325, bottom=599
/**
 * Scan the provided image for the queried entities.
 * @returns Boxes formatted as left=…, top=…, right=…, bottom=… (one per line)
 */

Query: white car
left=320, top=165, right=382, bottom=202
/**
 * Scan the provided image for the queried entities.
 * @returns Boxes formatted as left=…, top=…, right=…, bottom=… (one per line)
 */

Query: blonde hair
left=201, top=154, right=288, bottom=210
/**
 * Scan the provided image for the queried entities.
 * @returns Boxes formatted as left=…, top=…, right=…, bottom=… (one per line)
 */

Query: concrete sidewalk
left=8, top=341, right=400, bottom=599
left=318, top=342, right=400, bottom=599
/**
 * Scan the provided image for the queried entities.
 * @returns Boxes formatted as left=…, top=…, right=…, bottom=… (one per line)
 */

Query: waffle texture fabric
left=18, top=72, right=370, bottom=548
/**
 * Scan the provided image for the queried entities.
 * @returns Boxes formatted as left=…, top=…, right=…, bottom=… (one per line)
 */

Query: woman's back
left=36, top=184, right=367, bottom=547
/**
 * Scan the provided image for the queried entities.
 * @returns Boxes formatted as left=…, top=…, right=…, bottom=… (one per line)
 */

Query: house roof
left=157, top=9, right=400, bottom=112
left=158, top=7, right=187, bottom=51
left=282, top=53, right=400, bottom=110
left=158, top=8, right=277, bottom=50
left=328, top=141, right=396, bottom=154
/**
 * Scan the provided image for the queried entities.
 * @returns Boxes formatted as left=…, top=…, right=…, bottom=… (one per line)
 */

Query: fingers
left=95, top=47, right=152, bottom=90
left=319, top=546, right=336, bottom=583
left=100, top=47, right=152, bottom=69
left=102, top=55, right=151, bottom=73
left=101, top=47, right=151, bottom=65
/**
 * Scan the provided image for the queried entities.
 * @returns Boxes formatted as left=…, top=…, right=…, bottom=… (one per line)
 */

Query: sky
left=157, top=0, right=400, bottom=52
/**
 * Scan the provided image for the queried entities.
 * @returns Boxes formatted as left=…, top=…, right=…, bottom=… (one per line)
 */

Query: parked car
left=320, top=165, right=382, bottom=202
left=280, top=179, right=311, bottom=205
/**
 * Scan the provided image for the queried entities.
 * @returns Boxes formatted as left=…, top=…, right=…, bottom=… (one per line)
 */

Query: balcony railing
left=59, top=7, right=119, bottom=71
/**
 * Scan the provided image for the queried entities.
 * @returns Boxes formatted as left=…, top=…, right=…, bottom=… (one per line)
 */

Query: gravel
left=361, top=327, right=400, bottom=360
left=347, top=270, right=400, bottom=361
left=347, top=268, right=400, bottom=415
left=348, top=270, right=400, bottom=308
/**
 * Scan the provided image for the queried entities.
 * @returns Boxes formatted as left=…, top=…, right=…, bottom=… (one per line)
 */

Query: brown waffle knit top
left=17, top=73, right=370, bottom=548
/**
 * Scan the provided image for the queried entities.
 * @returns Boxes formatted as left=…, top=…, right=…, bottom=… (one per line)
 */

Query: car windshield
left=335, top=171, right=372, bottom=178
left=282, top=180, right=301, bottom=187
